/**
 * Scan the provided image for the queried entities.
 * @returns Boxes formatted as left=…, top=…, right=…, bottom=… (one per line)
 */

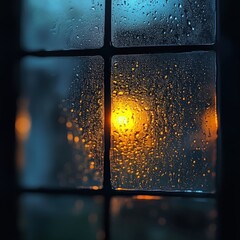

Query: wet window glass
left=111, top=51, right=217, bottom=192
left=112, top=0, right=216, bottom=47
left=21, top=0, right=105, bottom=50
left=16, top=1, right=219, bottom=239
left=19, top=195, right=104, bottom=240
left=111, top=196, right=217, bottom=240
left=16, top=56, right=104, bottom=189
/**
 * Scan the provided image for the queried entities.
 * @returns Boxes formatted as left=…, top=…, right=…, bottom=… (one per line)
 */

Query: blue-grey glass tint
left=17, top=56, right=104, bottom=188
left=111, top=51, right=217, bottom=192
left=112, top=0, right=216, bottom=47
left=21, top=0, right=105, bottom=51
left=19, top=195, right=104, bottom=240
left=111, top=197, right=217, bottom=240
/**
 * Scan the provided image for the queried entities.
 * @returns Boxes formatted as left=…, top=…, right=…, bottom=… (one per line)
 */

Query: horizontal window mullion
left=20, top=44, right=216, bottom=58
left=19, top=187, right=216, bottom=199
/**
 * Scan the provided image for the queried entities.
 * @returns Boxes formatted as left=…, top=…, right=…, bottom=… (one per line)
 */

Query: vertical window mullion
left=103, top=1, right=112, bottom=240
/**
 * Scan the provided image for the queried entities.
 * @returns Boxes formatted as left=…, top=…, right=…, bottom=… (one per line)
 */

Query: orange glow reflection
left=111, top=98, right=151, bottom=140
left=111, top=96, right=154, bottom=186
left=112, top=107, right=135, bottom=132
left=15, top=99, right=31, bottom=170
left=133, top=195, right=162, bottom=200
left=15, top=102, right=31, bottom=140
left=202, top=107, right=218, bottom=142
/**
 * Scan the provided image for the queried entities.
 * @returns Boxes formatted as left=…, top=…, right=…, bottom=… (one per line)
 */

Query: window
left=3, top=0, right=239, bottom=240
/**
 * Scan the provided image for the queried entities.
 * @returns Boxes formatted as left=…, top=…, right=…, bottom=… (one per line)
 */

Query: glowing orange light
left=133, top=195, right=162, bottom=200
left=66, top=121, right=73, bottom=128
left=202, top=107, right=218, bottom=141
left=15, top=99, right=31, bottom=171
left=67, top=132, right=73, bottom=141
left=15, top=108, right=31, bottom=140
left=111, top=98, right=150, bottom=137
left=112, top=105, right=135, bottom=132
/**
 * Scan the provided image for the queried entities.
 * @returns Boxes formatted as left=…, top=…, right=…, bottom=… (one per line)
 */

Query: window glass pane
left=21, top=0, right=105, bottom=51
left=17, top=56, right=104, bottom=188
left=112, top=0, right=216, bottom=47
left=19, top=194, right=104, bottom=240
left=111, top=196, right=217, bottom=240
left=111, top=51, right=217, bottom=192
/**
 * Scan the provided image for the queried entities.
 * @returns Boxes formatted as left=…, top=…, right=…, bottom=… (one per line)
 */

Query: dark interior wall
left=0, top=1, right=19, bottom=239
left=219, top=0, right=240, bottom=239
left=0, top=1, right=239, bottom=239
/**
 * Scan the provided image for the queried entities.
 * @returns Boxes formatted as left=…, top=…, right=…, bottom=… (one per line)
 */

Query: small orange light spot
left=66, top=121, right=72, bottom=128
left=15, top=99, right=31, bottom=170
left=133, top=195, right=162, bottom=200
left=67, top=133, right=73, bottom=141
left=90, top=162, right=95, bottom=169
left=15, top=113, right=31, bottom=140
left=74, top=136, right=79, bottom=143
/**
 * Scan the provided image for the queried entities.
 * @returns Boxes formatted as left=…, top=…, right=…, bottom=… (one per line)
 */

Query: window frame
left=2, top=0, right=237, bottom=240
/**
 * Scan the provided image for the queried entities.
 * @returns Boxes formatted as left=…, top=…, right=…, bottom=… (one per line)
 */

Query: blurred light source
left=133, top=195, right=162, bottom=200
left=112, top=98, right=149, bottom=136
left=202, top=106, right=218, bottom=142
left=15, top=99, right=31, bottom=140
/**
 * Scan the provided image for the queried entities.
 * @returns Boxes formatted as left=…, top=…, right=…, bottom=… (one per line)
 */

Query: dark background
left=0, top=0, right=239, bottom=239
left=218, top=1, right=240, bottom=239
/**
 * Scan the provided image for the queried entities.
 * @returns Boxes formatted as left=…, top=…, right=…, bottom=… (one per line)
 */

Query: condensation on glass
left=111, top=196, right=217, bottom=240
left=17, top=56, right=104, bottom=188
left=21, top=0, right=105, bottom=51
left=112, top=0, right=216, bottom=47
left=111, top=52, right=217, bottom=192
left=19, top=195, right=104, bottom=240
